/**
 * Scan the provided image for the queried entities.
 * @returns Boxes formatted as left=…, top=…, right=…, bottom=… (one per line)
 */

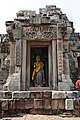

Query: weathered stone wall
left=69, top=33, right=80, bottom=84
left=0, top=34, right=10, bottom=90
left=0, top=90, right=78, bottom=118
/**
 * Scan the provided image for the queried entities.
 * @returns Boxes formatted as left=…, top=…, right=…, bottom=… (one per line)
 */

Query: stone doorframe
left=21, top=40, right=58, bottom=90
left=27, top=41, right=52, bottom=90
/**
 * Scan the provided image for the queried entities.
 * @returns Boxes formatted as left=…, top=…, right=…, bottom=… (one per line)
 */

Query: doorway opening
left=30, top=47, right=48, bottom=87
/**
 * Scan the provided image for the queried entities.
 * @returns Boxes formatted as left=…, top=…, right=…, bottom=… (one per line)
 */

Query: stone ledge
left=0, top=90, right=78, bottom=99
left=52, top=91, right=66, bottom=99
left=12, top=91, right=30, bottom=99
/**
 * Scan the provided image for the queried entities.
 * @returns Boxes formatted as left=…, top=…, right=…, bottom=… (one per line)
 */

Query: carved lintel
left=23, top=26, right=57, bottom=40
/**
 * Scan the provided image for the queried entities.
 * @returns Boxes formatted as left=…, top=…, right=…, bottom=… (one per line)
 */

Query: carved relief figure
left=32, top=55, right=45, bottom=87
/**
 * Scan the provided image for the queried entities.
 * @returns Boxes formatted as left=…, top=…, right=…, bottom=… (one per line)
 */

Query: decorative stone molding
left=57, top=40, right=63, bottom=81
left=23, top=26, right=57, bottom=40
left=16, top=39, right=21, bottom=66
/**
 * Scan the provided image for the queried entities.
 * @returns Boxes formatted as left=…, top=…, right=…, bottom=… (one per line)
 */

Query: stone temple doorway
left=27, top=41, right=52, bottom=90
left=30, top=47, right=48, bottom=87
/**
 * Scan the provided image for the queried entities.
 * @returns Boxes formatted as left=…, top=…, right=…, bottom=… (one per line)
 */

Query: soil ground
left=1, top=114, right=80, bottom=120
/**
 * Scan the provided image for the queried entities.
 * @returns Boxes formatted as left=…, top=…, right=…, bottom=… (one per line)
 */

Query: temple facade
left=4, top=5, right=80, bottom=91
left=0, top=5, right=80, bottom=118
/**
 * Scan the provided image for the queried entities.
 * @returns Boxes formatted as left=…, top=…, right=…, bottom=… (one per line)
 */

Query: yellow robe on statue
left=32, top=62, right=44, bottom=80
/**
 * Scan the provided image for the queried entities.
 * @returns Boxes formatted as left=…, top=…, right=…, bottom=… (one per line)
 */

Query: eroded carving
left=23, top=26, right=57, bottom=40
left=16, top=39, right=21, bottom=66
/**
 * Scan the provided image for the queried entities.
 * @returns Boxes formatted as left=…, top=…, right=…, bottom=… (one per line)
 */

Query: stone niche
left=4, top=5, right=74, bottom=91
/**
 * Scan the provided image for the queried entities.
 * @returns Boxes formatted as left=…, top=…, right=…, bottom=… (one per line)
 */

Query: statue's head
left=36, top=55, right=40, bottom=62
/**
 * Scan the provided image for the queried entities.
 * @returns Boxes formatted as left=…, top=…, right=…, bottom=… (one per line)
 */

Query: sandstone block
left=42, top=91, right=52, bottom=98
left=52, top=91, right=66, bottom=99
left=25, top=99, right=34, bottom=109
left=30, top=91, right=43, bottom=99
left=16, top=99, right=24, bottom=110
left=65, top=99, right=74, bottom=110
left=19, top=91, right=30, bottom=99
left=51, top=99, right=58, bottom=110
left=34, top=99, right=43, bottom=109
left=2, top=99, right=8, bottom=110
left=8, top=73, right=20, bottom=91
left=58, top=99, right=65, bottom=109
left=43, top=99, right=51, bottom=109
left=35, top=92, right=42, bottom=99
left=74, top=98, right=80, bottom=109
left=65, top=91, right=73, bottom=99
left=13, top=91, right=30, bottom=99
left=51, top=99, right=65, bottom=110
left=3, top=91, right=12, bottom=99
left=58, top=82, right=70, bottom=91
left=12, top=91, right=19, bottom=99
left=30, top=92, right=36, bottom=99
left=8, top=99, right=16, bottom=110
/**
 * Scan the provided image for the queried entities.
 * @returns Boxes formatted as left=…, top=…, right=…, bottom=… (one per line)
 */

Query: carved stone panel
left=57, top=40, right=63, bottom=81
left=23, top=26, right=57, bottom=40
left=16, top=39, right=21, bottom=66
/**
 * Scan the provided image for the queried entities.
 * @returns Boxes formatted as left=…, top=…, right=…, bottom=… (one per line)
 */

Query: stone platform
left=0, top=90, right=79, bottom=118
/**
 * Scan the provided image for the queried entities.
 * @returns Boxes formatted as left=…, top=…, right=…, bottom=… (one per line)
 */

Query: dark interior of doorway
left=30, top=47, right=48, bottom=87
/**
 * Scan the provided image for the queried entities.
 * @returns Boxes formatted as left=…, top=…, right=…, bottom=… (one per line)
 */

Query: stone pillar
left=63, top=53, right=70, bottom=80
left=9, top=42, right=15, bottom=75
left=57, top=39, right=63, bottom=81
left=57, top=24, right=64, bottom=91
left=15, top=39, right=21, bottom=73
left=21, top=39, right=27, bottom=90
left=52, top=40, right=57, bottom=90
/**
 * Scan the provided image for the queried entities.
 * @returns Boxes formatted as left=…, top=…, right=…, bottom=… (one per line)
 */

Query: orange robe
left=32, top=62, right=44, bottom=80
